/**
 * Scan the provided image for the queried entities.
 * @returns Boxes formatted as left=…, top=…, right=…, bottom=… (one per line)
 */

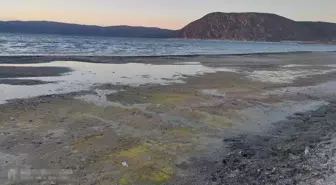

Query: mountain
left=0, top=21, right=177, bottom=38
left=1, top=13, right=336, bottom=42
left=179, top=12, right=336, bottom=42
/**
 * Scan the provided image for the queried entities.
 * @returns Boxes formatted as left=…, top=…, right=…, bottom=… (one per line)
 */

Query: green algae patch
left=100, top=141, right=176, bottom=185
left=116, top=144, right=150, bottom=159
left=200, top=115, right=233, bottom=127
left=16, top=122, right=26, bottom=127
left=167, top=127, right=195, bottom=136
left=103, top=141, right=172, bottom=164
left=120, top=177, right=130, bottom=185
left=118, top=163, right=174, bottom=185
left=107, top=90, right=198, bottom=106
left=149, top=93, right=195, bottom=105
left=136, top=163, right=174, bottom=184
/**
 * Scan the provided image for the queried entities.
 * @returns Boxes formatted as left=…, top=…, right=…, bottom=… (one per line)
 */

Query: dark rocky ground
left=177, top=101, right=336, bottom=185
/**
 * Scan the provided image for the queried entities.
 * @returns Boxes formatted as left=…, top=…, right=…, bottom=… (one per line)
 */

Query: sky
left=0, top=0, right=335, bottom=29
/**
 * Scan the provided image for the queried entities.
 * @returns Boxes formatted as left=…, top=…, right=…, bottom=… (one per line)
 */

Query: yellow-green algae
left=120, top=177, right=130, bottom=185
left=100, top=141, right=177, bottom=184
left=107, top=90, right=199, bottom=106
left=167, top=127, right=195, bottom=136
left=199, top=114, right=233, bottom=127
left=135, top=163, right=174, bottom=184
left=149, top=93, right=195, bottom=105
left=118, top=162, right=174, bottom=185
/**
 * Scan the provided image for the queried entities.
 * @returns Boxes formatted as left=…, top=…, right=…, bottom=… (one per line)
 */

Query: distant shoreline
left=0, top=51, right=334, bottom=64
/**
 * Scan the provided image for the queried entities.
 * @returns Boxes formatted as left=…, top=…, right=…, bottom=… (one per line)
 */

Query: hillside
left=179, top=12, right=336, bottom=42
left=0, top=21, right=177, bottom=38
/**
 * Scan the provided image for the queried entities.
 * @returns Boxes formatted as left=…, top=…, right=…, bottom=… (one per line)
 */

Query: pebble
left=304, top=147, right=310, bottom=155
left=122, top=161, right=129, bottom=167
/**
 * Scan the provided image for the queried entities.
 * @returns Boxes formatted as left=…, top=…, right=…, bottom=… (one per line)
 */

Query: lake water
left=1, top=33, right=336, bottom=56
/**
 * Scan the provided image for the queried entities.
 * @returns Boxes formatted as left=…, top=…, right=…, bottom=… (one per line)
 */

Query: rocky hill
left=179, top=12, right=336, bottom=42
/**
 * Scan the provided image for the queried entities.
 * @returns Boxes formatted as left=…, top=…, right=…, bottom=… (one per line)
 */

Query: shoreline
left=0, top=51, right=334, bottom=64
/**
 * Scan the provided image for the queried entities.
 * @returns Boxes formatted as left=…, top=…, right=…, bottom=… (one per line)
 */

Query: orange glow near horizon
left=0, top=9, right=187, bottom=29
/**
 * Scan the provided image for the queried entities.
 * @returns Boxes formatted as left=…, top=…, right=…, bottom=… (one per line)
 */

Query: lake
left=1, top=33, right=336, bottom=56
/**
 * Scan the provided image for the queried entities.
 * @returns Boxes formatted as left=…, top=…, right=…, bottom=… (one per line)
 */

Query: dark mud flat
left=180, top=101, right=336, bottom=185
left=0, top=51, right=330, bottom=65
left=0, top=66, right=71, bottom=78
left=0, top=79, right=54, bottom=85
left=0, top=55, right=194, bottom=64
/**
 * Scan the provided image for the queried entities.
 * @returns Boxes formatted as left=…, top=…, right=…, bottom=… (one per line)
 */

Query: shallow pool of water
left=0, top=61, right=235, bottom=103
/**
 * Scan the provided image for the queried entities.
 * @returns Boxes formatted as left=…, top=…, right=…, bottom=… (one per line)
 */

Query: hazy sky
left=0, top=0, right=335, bottom=29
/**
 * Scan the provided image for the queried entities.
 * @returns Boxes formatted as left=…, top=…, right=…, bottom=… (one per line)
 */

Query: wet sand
left=1, top=52, right=336, bottom=185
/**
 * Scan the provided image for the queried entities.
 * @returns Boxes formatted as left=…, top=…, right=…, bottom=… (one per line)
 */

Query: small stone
left=122, top=162, right=128, bottom=167
left=211, top=176, right=217, bottom=182
left=332, top=148, right=336, bottom=157
left=304, top=147, right=310, bottom=155
left=9, top=117, right=15, bottom=121
left=294, top=112, right=304, bottom=116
